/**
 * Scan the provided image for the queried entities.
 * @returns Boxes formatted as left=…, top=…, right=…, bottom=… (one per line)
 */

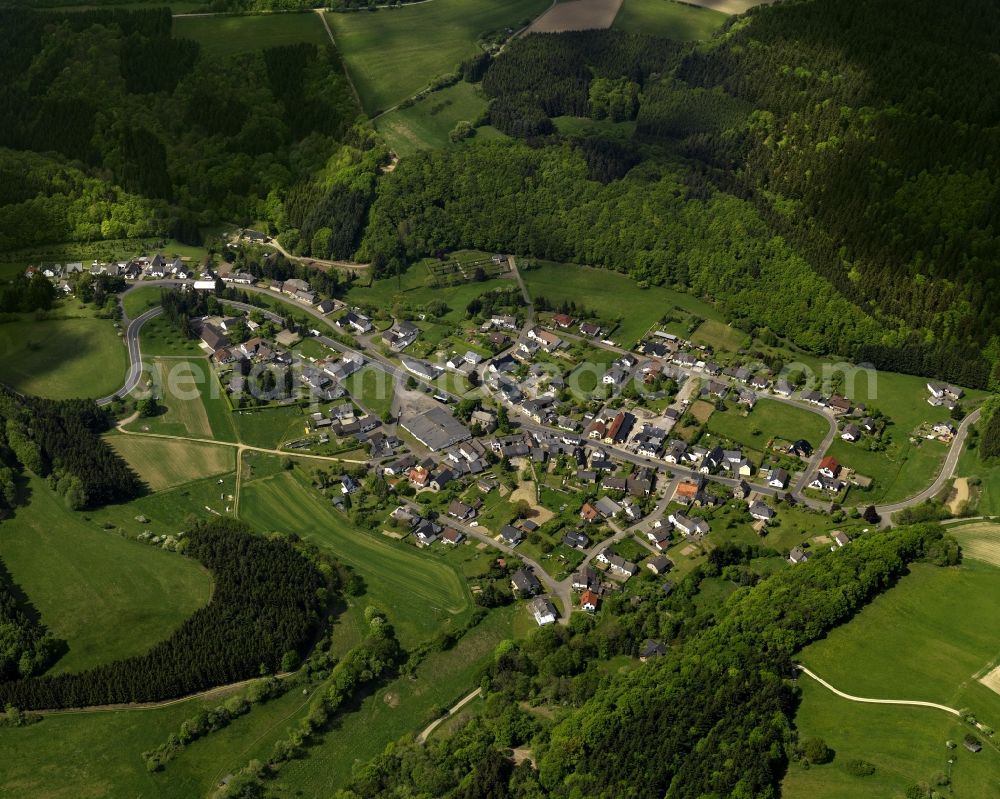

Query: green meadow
left=375, top=81, right=492, bottom=155
left=0, top=476, right=213, bottom=675
left=707, top=398, right=831, bottom=451
left=790, top=560, right=1000, bottom=797
left=326, top=0, right=550, bottom=115
left=0, top=306, right=128, bottom=400
left=521, top=260, right=724, bottom=347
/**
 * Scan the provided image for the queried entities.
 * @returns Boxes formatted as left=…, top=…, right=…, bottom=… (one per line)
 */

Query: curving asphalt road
left=96, top=306, right=162, bottom=407
left=874, top=407, right=981, bottom=520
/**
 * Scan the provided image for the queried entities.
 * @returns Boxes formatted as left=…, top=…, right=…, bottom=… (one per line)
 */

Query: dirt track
left=528, top=0, right=623, bottom=32
left=677, top=0, right=774, bottom=14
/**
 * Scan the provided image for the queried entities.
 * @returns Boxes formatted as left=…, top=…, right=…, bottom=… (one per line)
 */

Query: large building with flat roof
left=401, top=406, right=471, bottom=452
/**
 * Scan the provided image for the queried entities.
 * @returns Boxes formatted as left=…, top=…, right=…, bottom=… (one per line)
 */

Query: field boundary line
left=796, top=664, right=961, bottom=716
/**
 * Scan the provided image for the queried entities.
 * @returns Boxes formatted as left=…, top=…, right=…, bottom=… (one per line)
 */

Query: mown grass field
left=0, top=476, right=213, bottom=675
left=521, top=261, right=724, bottom=346
left=790, top=560, right=1000, bottom=797
left=107, top=434, right=236, bottom=491
left=706, top=398, right=830, bottom=451
left=690, top=318, right=750, bottom=352
left=174, top=12, right=329, bottom=59
left=232, top=405, right=308, bottom=450
left=326, top=0, right=550, bottom=114
left=344, top=365, right=395, bottom=420
left=125, top=358, right=238, bottom=443
left=612, top=0, right=728, bottom=40
left=827, top=436, right=946, bottom=505
left=0, top=307, right=128, bottom=399
left=949, top=521, right=1000, bottom=567
left=274, top=604, right=519, bottom=794
left=375, top=81, right=491, bottom=155
left=239, top=468, right=472, bottom=647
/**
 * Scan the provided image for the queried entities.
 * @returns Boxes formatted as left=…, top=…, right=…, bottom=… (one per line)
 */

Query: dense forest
left=0, top=387, right=142, bottom=509
left=0, top=520, right=330, bottom=709
left=0, top=8, right=366, bottom=249
left=341, top=524, right=956, bottom=798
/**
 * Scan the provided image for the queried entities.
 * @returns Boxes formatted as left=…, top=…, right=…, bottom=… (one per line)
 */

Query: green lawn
left=107, top=433, right=236, bottom=491
left=0, top=476, right=213, bottom=675
left=138, top=315, right=206, bottom=357
left=122, top=285, right=165, bottom=319
left=347, top=254, right=513, bottom=326
left=344, top=365, right=395, bottom=420
left=690, top=318, right=750, bottom=352
left=239, top=469, right=473, bottom=648
left=232, top=405, right=309, bottom=450
left=274, top=605, right=519, bottom=794
left=0, top=307, right=128, bottom=399
left=827, top=437, right=947, bottom=505
left=174, top=12, right=329, bottom=60
left=521, top=261, right=724, bottom=347
left=375, top=81, right=491, bottom=156
left=612, top=0, right=728, bottom=40
left=706, top=398, right=830, bottom=452
left=790, top=560, right=1000, bottom=797
left=326, top=0, right=550, bottom=115
left=125, top=358, right=239, bottom=443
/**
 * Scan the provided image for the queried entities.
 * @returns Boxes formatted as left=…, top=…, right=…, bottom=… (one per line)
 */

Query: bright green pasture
left=326, top=0, right=550, bottom=114
left=375, top=81, right=491, bottom=155
left=790, top=560, right=1000, bottom=798
left=707, top=398, right=830, bottom=450
left=0, top=476, right=213, bottom=675
left=0, top=308, right=128, bottom=399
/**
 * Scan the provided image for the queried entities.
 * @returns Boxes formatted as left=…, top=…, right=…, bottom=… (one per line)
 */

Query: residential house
left=774, top=379, right=794, bottom=397
left=511, top=569, right=542, bottom=596
left=733, top=480, right=752, bottom=500
left=669, top=512, right=710, bottom=538
left=442, top=528, right=464, bottom=545
left=383, top=321, right=420, bottom=351
left=579, top=321, right=601, bottom=338
left=341, top=312, right=373, bottom=334
left=639, top=640, right=667, bottom=661
left=415, top=521, right=442, bottom=546
left=572, top=566, right=598, bottom=591
left=594, top=496, right=622, bottom=518
left=530, top=596, right=558, bottom=626
left=551, top=313, right=576, bottom=328
left=788, top=439, right=813, bottom=458
left=447, top=499, right=476, bottom=521
left=768, top=468, right=790, bottom=489
left=500, top=525, right=525, bottom=546
left=841, top=423, right=861, bottom=442
left=831, top=530, right=851, bottom=548
left=603, top=365, right=628, bottom=386
left=818, top=456, right=841, bottom=479
left=646, top=555, right=673, bottom=575
left=749, top=501, right=775, bottom=522
left=828, top=394, right=852, bottom=414
left=527, top=327, right=562, bottom=352
left=580, top=589, right=600, bottom=612
left=788, top=546, right=810, bottom=565
left=562, top=530, right=590, bottom=550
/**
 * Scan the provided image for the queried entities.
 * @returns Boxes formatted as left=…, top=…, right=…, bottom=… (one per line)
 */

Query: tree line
left=0, top=520, right=331, bottom=709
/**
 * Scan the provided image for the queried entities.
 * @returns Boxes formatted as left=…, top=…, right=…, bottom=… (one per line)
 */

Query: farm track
left=796, top=664, right=962, bottom=716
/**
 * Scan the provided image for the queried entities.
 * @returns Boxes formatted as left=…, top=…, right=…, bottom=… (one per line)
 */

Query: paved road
left=874, top=408, right=981, bottom=520
left=796, top=664, right=961, bottom=716
left=96, top=306, right=162, bottom=406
